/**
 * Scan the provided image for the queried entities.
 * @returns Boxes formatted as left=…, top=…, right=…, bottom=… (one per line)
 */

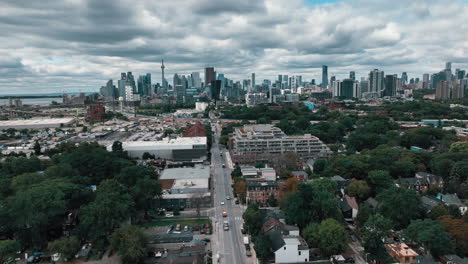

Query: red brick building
left=183, top=121, right=206, bottom=137
left=87, top=103, right=105, bottom=121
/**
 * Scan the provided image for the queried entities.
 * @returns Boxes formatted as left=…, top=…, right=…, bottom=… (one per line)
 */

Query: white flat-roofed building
left=231, top=124, right=331, bottom=163
left=170, top=178, right=209, bottom=194
left=107, top=137, right=207, bottom=161
left=159, top=166, right=211, bottom=209
left=0, top=118, right=75, bottom=129
left=160, top=165, right=210, bottom=180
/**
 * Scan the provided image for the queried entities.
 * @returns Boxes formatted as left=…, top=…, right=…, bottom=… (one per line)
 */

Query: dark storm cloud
left=192, top=0, right=266, bottom=15
left=0, top=0, right=467, bottom=94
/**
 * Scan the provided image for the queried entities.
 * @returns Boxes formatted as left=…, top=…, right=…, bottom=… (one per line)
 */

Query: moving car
left=222, top=211, right=228, bottom=217
left=165, top=213, right=174, bottom=217
left=223, top=221, right=229, bottom=231
left=220, top=201, right=225, bottom=205
left=222, top=164, right=226, bottom=168
left=226, top=196, right=230, bottom=200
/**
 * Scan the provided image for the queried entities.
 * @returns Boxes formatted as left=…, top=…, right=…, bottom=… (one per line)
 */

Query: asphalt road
left=210, top=119, right=248, bottom=264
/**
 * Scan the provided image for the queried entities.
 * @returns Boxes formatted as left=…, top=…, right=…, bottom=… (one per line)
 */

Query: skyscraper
left=341, top=79, right=354, bottom=99
left=322, top=65, right=328, bottom=88
left=384, top=75, right=397, bottom=97
left=401, top=72, right=408, bottom=85
left=251, top=73, right=255, bottom=90
left=445, top=62, right=452, bottom=71
left=436, top=81, right=450, bottom=99
left=191, top=72, right=201, bottom=89
left=211, top=80, right=222, bottom=101
left=369, top=69, right=385, bottom=96
left=137, top=73, right=152, bottom=96
left=205, top=67, right=215, bottom=88
left=349, top=71, right=355, bottom=81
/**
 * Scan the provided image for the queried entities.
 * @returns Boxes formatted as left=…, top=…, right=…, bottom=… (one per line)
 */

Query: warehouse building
left=0, top=118, right=75, bottom=129
left=159, top=165, right=211, bottom=210
left=106, top=137, right=207, bottom=161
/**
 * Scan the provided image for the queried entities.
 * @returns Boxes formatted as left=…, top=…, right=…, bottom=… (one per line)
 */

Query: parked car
left=226, top=196, right=230, bottom=200
left=202, top=238, right=211, bottom=243
left=220, top=201, right=225, bottom=205
left=165, top=213, right=174, bottom=217
left=222, top=164, right=226, bottom=168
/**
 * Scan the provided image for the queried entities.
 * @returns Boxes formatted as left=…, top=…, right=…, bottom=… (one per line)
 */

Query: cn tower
left=161, top=59, right=166, bottom=89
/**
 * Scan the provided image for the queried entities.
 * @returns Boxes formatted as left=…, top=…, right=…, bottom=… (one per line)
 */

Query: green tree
left=79, top=180, right=134, bottom=241
left=112, top=141, right=123, bottom=152
left=449, top=142, right=468, bottom=153
left=376, top=187, right=421, bottom=228
left=6, top=184, right=67, bottom=247
left=389, top=161, right=416, bottom=178
left=0, top=240, right=19, bottom=263
left=281, top=184, right=340, bottom=228
left=10, top=173, right=46, bottom=191
left=356, top=204, right=373, bottom=227
left=111, top=225, right=147, bottom=264
left=317, top=219, right=348, bottom=256
left=267, top=194, right=277, bottom=207
left=48, top=236, right=81, bottom=261
left=142, top=152, right=154, bottom=160
left=33, top=140, right=41, bottom=155
left=429, top=204, right=449, bottom=220
left=243, top=204, right=262, bottom=236
left=447, top=204, right=462, bottom=218
left=310, top=177, right=337, bottom=193
left=404, top=219, right=454, bottom=257
left=253, top=233, right=272, bottom=263
left=313, top=159, right=327, bottom=174
left=362, top=214, right=393, bottom=257
left=367, top=170, right=393, bottom=195
left=345, top=180, right=370, bottom=201
left=302, top=223, right=320, bottom=248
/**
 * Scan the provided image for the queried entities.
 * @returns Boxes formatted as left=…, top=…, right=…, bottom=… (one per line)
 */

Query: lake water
left=0, top=97, right=63, bottom=106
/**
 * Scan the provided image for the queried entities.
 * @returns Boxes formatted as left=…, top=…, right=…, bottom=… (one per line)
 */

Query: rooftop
left=116, top=137, right=207, bottom=150
left=160, top=165, right=210, bottom=180
left=385, top=243, right=418, bottom=257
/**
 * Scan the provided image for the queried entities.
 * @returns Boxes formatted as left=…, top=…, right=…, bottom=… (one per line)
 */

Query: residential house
left=292, top=171, right=309, bottom=181
left=439, top=255, right=468, bottom=264
left=399, top=172, right=444, bottom=193
left=340, top=195, right=359, bottom=222
left=269, top=230, right=310, bottom=263
left=385, top=243, right=419, bottom=264
left=437, top=194, right=468, bottom=215
left=246, top=181, right=279, bottom=205
left=420, top=196, right=442, bottom=214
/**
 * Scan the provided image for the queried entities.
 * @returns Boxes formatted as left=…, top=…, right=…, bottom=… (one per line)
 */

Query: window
left=299, top=252, right=301, bottom=255
left=284, top=247, right=286, bottom=250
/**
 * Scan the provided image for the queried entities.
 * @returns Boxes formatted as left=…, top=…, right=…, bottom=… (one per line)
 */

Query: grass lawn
left=142, top=217, right=211, bottom=228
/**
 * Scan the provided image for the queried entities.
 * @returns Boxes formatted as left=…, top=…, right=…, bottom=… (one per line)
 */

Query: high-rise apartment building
left=435, top=81, right=450, bottom=99
left=369, top=69, right=385, bottom=96
left=322, top=65, right=328, bottom=88
left=205, top=67, right=215, bottom=88
left=384, top=75, right=397, bottom=97
left=251, top=73, right=255, bottom=90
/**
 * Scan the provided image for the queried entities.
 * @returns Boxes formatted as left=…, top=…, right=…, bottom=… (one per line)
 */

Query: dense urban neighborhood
left=1, top=79, right=467, bottom=264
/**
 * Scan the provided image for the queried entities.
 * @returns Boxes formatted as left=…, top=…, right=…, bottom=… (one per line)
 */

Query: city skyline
left=1, top=0, right=468, bottom=94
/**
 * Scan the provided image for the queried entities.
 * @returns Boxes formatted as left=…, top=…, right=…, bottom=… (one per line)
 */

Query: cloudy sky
left=1, top=0, right=468, bottom=95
